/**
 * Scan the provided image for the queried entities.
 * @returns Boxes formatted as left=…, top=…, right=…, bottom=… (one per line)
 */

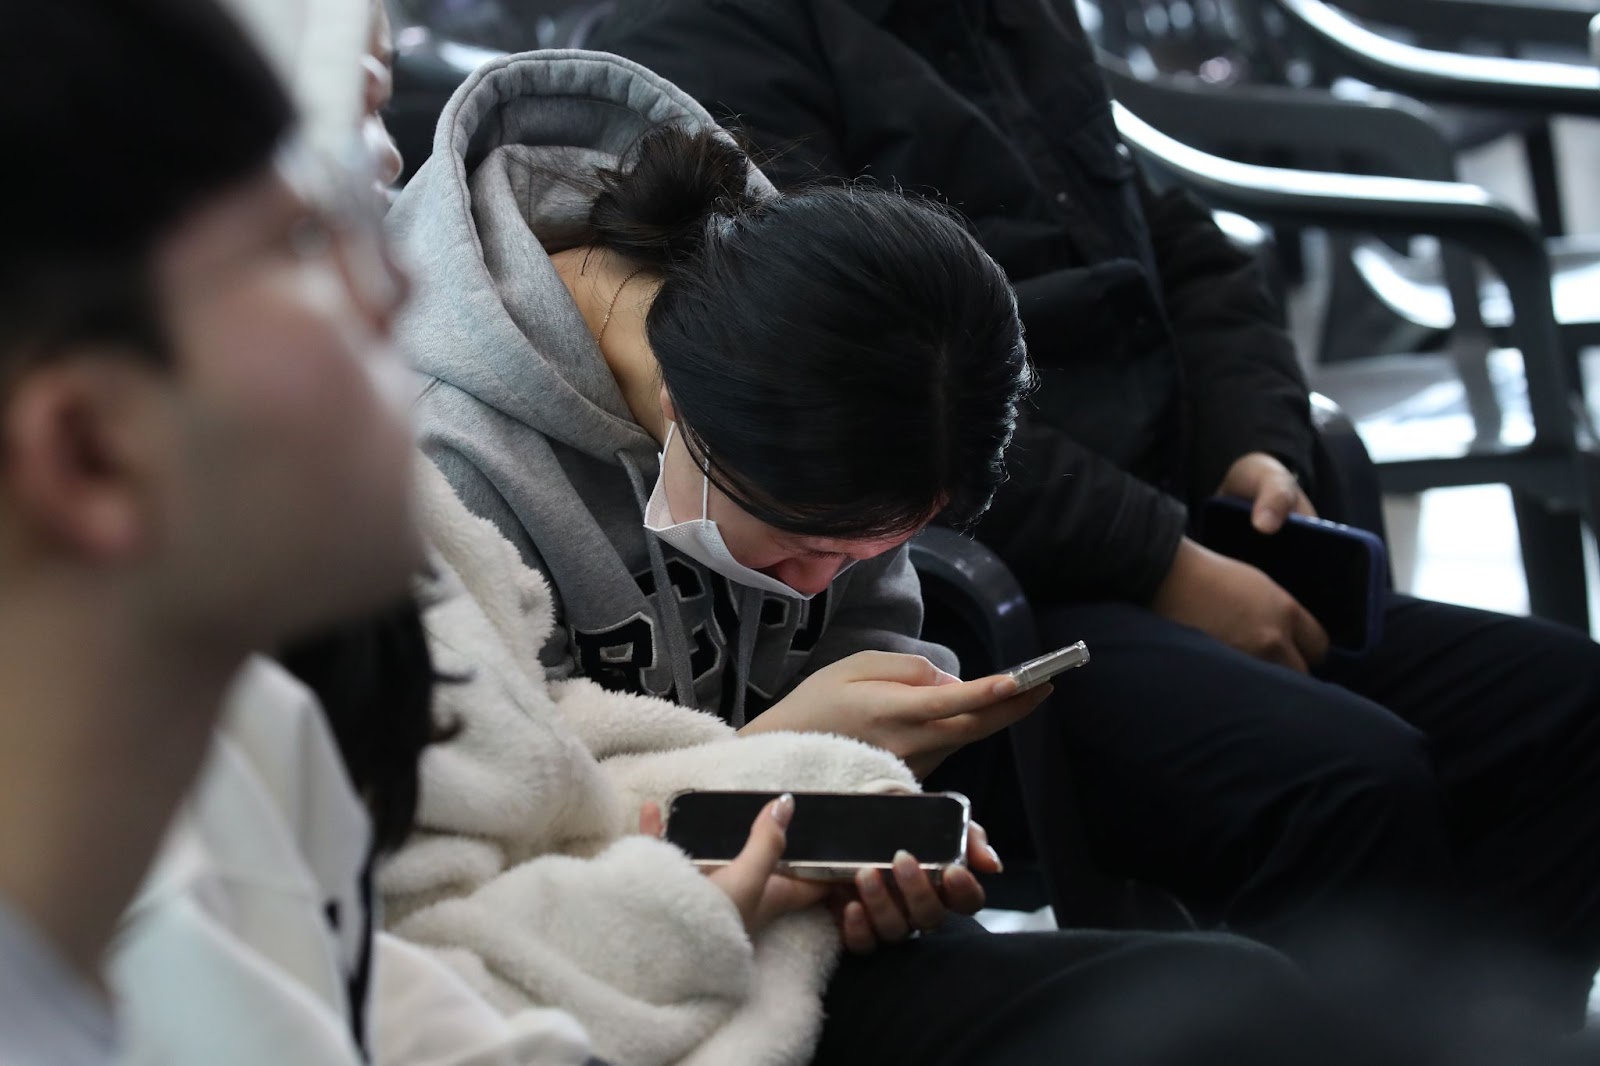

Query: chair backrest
left=907, top=529, right=1045, bottom=897
left=908, top=528, right=1198, bottom=927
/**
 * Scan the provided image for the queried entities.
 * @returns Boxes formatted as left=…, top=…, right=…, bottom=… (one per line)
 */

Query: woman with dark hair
left=397, top=49, right=1043, bottom=804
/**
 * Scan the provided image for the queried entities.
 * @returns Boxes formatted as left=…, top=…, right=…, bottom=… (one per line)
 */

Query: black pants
left=815, top=919, right=1587, bottom=1066
left=1016, top=593, right=1600, bottom=1020
left=816, top=923, right=1338, bottom=1066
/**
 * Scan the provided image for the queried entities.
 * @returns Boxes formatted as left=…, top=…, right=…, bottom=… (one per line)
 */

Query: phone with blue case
left=1198, top=497, right=1388, bottom=655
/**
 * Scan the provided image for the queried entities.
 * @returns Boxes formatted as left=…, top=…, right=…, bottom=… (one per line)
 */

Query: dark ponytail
left=584, top=123, right=1031, bottom=538
left=588, top=125, right=758, bottom=269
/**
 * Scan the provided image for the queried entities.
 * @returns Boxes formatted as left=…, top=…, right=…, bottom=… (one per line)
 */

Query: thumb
left=639, top=801, right=664, bottom=838
left=1252, top=480, right=1298, bottom=535
left=722, top=794, right=795, bottom=894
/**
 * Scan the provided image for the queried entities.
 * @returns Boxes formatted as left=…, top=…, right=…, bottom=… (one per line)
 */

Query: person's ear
left=658, top=385, right=678, bottom=426
left=3, top=355, right=169, bottom=562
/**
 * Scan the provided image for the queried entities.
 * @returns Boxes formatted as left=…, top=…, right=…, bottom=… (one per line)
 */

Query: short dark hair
left=0, top=0, right=293, bottom=380
left=587, top=125, right=1031, bottom=537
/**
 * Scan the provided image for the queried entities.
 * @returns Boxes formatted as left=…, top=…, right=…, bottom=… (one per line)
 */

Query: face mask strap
left=662, top=419, right=715, bottom=526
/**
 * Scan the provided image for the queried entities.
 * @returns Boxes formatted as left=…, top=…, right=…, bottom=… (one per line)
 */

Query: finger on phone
left=840, top=899, right=878, bottom=954
left=920, top=672, right=1054, bottom=721
left=935, top=684, right=1053, bottom=746
left=639, top=801, right=664, bottom=838
left=854, top=867, right=911, bottom=943
left=891, top=851, right=946, bottom=932
left=723, top=794, right=794, bottom=887
left=1252, top=482, right=1298, bottom=535
left=1292, top=605, right=1331, bottom=667
left=966, top=822, right=1002, bottom=874
left=781, top=878, right=834, bottom=914
left=938, top=864, right=987, bottom=916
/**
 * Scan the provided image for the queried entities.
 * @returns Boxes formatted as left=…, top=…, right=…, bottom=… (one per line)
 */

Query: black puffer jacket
left=592, top=0, right=1316, bottom=605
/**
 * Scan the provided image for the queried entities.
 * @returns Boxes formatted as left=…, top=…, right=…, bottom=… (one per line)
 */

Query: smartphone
left=1001, top=641, right=1090, bottom=691
left=664, top=790, right=971, bottom=882
left=1198, top=496, right=1387, bottom=654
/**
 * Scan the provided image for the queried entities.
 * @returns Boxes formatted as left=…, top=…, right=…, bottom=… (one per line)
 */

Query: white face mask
left=644, top=423, right=851, bottom=600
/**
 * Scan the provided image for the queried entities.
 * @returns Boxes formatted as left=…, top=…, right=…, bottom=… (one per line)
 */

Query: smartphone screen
left=1199, top=498, right=1386, bottom=652
left=665, top=791, right=969, bottom=869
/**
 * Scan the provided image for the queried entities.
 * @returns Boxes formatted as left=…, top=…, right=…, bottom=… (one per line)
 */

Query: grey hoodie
left=392, top=50, right=954, bottom=726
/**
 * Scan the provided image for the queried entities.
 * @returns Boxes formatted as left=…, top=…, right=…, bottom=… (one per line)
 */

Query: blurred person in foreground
left=593, top=0, right=1600, bottom=1022
left=94, top=1, right=597, bottom=1063
left=0, top=0, right=420, bottom=1061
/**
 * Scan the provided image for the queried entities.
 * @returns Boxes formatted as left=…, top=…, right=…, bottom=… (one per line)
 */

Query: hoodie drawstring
left=619, top=449, right=764, bottom=727
left=730, top=586, right=760, bottom=729
left=620, top=451, right=701, bottom=713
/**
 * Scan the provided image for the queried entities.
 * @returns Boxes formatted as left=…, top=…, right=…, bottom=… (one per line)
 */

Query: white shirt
left=110, top=656, right=588, bottom=1066
left=0, top=897, right=116, bottom=1066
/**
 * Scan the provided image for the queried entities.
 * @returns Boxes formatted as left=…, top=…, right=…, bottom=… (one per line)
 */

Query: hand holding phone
left=665, top=790, right=992, bottom=953
left=1198, top=497, right=1386, bottom=654
left=1155, top=537, right=1330, bottom=673
left=665, top=790, right=972, bottom=881
left=642, top=795, right=828, bottom=938
left=741, top=650, right=1054, bottom=778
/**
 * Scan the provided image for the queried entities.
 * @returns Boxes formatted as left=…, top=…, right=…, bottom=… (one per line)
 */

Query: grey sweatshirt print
left=391, top=50, right=955, bottom=725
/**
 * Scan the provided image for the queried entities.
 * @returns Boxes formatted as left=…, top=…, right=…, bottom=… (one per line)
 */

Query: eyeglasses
left=275, top=136, right=409, bottom=324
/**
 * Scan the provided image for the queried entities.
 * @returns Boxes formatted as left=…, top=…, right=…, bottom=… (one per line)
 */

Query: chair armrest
left=1335, top=0, right=1600, bottom=51
left=1113, top=101, right=1573, bottom=451
left=1262, top=0, right=1600, bottom=115
left=1101, top=57, right=1458, bottom=180
left=909, top=528, right=1039, bottom=674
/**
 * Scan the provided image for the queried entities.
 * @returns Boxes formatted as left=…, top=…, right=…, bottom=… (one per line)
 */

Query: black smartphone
left=1198, top=496, right=1388, bottom=654
left=664, top=790, right=971, bottom=882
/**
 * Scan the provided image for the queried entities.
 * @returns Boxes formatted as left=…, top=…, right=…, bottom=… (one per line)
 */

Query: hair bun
left=589, top=125, right=755, bottom=268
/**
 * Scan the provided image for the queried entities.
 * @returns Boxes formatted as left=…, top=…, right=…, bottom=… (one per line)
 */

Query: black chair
left=1088, top=0, right=1600, bottom=378
left=1233, top=0, right=1593, bottom=237
left=1099, top=58, right=1511, bottom=443
left=1246, top=0, right=1600, bottom=367
left=912, top=524, right=1200, bottom=925
left=910, top=529, right=1059, bottom=911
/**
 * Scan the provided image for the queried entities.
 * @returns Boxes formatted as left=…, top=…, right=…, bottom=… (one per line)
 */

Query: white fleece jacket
left=382, top=462, right=919, bottom=1066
